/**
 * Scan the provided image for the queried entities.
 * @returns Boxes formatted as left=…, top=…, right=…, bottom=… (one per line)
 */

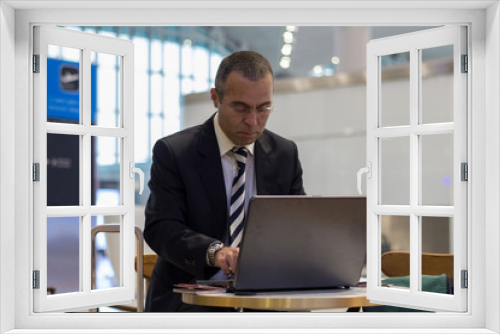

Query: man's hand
left=214, top=247, right=239, bottom=275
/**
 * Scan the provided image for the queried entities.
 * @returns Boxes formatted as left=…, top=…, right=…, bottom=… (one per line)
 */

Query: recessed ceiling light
left=183, top=39, right=192, bottom=46
left=283, top=32, right=294, bottom=44
left=281, top=44, right=293, bottom=56
left=285, top=26, right=297, bottom=32
left=313, top=65, right=323, bottom=74
left=280, top=57, right=291, bottom=69
left=331, top=56, right=340, bottom=65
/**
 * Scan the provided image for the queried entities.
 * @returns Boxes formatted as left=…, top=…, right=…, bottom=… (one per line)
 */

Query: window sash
left=366, top=25, right=468, bottom=312
left=33, top=25, right=136, bottom=312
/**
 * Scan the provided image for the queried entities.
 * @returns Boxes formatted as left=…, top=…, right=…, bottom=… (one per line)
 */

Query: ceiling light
left=183, top=39, right=192, bottom=46
left=283, top=32, right=294, bottom=44
left=331, top=56, right=340, bottom=65
left=313, top=65, right=323, bottom=74
left=285, top=26, right=297, bottom=32
left=280, top=57, right=291, bottom=69
left=281, top=44, right=293, bottom=56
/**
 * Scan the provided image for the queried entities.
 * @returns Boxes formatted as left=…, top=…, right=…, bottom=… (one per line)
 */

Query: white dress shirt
left=209, top=113, right=257, bottom=279
left=213, top=112, right=257, bottom=220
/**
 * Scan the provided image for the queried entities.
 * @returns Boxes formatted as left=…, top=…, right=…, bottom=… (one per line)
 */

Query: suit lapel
left=255, top=132, right=275, bottom=195
left=196, top=116, right=228, bottom=231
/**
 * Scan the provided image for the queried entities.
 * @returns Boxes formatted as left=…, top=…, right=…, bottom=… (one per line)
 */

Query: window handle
left=130, top=162, right=144, bottom=195
left=357, top=162, right=372, bottom=195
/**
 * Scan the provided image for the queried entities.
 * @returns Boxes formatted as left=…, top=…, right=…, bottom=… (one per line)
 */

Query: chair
left=381, top=250, right=454, bottom=287
left=91, top=224, right=157, bottom=312
left=362, top=251, right=454, bottom=312
left=136, top=253, right=157, bottom=293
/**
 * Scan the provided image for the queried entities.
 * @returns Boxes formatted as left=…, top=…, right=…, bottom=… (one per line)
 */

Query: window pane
left=92, top=215, right=121, bottom=290
left=420, top=216, right=454, bottom=295
left=381, top=215, right=410, bottom=291
left=47, top=134, right=80, bottom=206
left=151, top=74, right=163, bottom=115
left=181, top=78, right=194, bottom=95
left=93, top=52, right=120, bottom=128
left=150, top=115, right=163, bottom=151
left=47, top=216, right=80, bottom=294
left=164, top=41, right=180, bottom=76
left=421, top=133, right=454, bottom=206
left=164, top=76, right=181, bottom=136
left=150, top=39, right=162, bottom=73
left=381, top=136, right=410, bottom=205
left=210, top=53, right=223, bottom=84
left=92, top=136, right=121, bottom=206
left=47, top=45, right=80, bottom=124
left=380, top=52, right=410, bottom=127
left=181, top=44, right=193, bottom=76
left=421, top=45, right=454, bottom=124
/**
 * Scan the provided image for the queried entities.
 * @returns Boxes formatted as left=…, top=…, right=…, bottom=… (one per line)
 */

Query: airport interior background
left=46, top=26, right=455, bottom=311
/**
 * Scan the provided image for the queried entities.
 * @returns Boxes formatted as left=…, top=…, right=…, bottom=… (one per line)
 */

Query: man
left=144, top=51, right=305, bottom=312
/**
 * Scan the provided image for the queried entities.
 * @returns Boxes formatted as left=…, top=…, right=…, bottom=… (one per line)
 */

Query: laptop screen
left=233, top=196, right=367, bottom=292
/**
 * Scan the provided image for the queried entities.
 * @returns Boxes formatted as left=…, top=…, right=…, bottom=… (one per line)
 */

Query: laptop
left=200, top=195, right=367, bottom=293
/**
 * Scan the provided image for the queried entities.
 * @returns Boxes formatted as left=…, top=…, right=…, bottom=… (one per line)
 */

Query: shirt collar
left=214, top=112, right=255, bottom=157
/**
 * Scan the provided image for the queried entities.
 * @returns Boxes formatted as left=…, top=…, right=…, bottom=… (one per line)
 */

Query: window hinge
left=461, top=162, right=468, bottom=181
left=461, top=54, right=468, bottom=73
left=33, top=163, right=40, bottom=182
left=33, top=54, right=40, bottom=73
left=33, top=270, right=40, bottom=289
left=461, top=270, right=468, bottom=289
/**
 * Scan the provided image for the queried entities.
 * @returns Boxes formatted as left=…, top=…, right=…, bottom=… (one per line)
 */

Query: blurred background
left=45, top=26, right=454, bottom=308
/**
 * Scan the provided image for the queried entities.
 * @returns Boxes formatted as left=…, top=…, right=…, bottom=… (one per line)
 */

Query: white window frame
left=33, top=25, right=136, bottom=312
left=1, top=1, right=498, bottom=333
left=366, top=26, right=468, bottom=312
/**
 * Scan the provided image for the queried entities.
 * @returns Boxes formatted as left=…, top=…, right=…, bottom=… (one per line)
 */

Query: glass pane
left=93, top=52, right=120, bottom=127
left=381, top=136, right=410, bottom=205
left=380, top=215, right=410, bottom=290
left=380, top=52, right=410, bottom=127
left=92, top=136, right=121, bottom=206
left=47, top=216, right=80, bottom=294
left=47, top=134, right=80, bottom=206
left=421, top=45, right=454, bottom=124
left=164, top=41, right=180, bottom=76
left=150, top=115, right=163, bottom=150
left=47, top=45, right=80, bottom=124
left=92, top=215, right=121, bottom=290
left=151, top=74, right=163, bottom=115
left=421, top=134, right=454, bottom=206
left=420, top=216, right=454, bottom=295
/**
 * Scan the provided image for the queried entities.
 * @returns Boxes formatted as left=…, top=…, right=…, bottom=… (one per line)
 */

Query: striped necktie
left=229, top=147, right=248, bottom=248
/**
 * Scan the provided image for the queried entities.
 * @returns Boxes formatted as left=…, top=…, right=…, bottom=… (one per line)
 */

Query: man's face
left=210, top=71, right=273, bottom=146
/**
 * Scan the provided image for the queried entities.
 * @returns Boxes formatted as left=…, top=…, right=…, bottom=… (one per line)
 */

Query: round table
left=178, top=287, right=375, bottom=311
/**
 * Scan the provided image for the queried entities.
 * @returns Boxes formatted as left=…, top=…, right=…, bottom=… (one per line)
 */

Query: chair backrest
left=135, top=254, right=157, bottom=284
left=381, top=251, right=454, bottom=286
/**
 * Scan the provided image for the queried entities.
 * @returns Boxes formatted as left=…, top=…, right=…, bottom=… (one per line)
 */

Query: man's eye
left=234, top=106, right=249, bottom=113
left=257, top=106, right=273, bottom=113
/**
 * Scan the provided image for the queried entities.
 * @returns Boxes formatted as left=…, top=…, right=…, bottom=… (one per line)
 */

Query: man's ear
left=209, top=88, right=219, bottom=109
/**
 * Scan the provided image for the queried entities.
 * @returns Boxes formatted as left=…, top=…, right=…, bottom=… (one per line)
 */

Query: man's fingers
left=214, top=247, right=240, bottom=275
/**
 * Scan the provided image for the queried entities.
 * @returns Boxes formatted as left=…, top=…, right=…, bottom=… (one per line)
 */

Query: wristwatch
left=207, top=241, right=224, bottom=267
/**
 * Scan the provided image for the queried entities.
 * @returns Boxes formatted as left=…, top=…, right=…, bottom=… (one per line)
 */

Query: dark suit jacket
left=144, top=114, right=305, bottom=312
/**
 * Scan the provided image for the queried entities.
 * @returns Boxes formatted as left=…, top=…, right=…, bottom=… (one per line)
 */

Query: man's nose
left=244, top=111, right=258, bottom=126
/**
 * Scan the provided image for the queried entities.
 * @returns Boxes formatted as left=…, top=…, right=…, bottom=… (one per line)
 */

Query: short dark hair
left=214, top=51, right=274, bottom=100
